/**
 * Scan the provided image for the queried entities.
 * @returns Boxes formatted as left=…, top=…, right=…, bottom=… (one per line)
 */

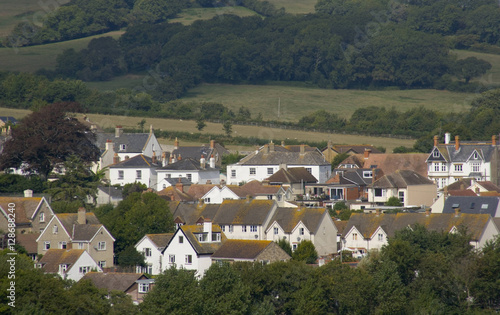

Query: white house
left=108, top=154, right=160, bottom=188
left=135, top=233, right=174, bottom=275
left=37, top=249, right=102, bottom=281
left=265, top=207, right=338, bottom=256
left=426, top=134, right=500, bottom=189
left=162, top=220, right=225, bottom=278
left=227, top=142, right=331, bottom=185
left=156, top=156, right=220, bottom=187
left=201, top=185, right=246, bottom=204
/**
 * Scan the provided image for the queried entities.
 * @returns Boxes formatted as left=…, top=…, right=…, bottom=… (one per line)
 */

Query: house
left=36, top=208, right=115, bottom=268
left=240, top=180, right=293, bottom=204
left=441, top=196, right=500, bottom=217
left=157, top=180, right=195, bottom=202
left=367, top=170, right=437, bottom=207
left=96, top=125, right=163, bottom=172
left=322, top=141, right=381, bottom=163
left=162, top=220, right=226, bottom=277
left=0, top=192, right=54, bottom=235
left=0, top=116, right=17, bottom=129
left=16, top=232, right=39, bottom=261
left=156, top=156, right=220, bottom=187
left=37, top=249, right=102, bottom=281
left=95, top=185, right=123, bottom=206
left=81, top=272, right=154, bottom=304
left=157, top=177, right=192, bottom=191
left=426, top=133, right=500, bottom=189
left=211, top=240, right=291, bottom=264
left=227, top=142, right=331, bottom=185
left=213, top=199, right=278, bottom=240
left=135, top=233, right=174, bottom=275
left=265, top=207, right=338, bottom=255
left=169, top=138, right=229, bottom=167
left=266, top=167, right=318, bottom=197
left=108, top=154, right=161, bottom=188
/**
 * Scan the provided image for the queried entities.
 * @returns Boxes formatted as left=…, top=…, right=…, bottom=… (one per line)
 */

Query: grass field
left=170, top=7, right=259, bottom=25
left=0, top=107, right=416, bottom=153
left=452, top=50, right=500, bottom=87
left=0, top=30, right=124, bottom=72
left=266, top=0, right=317, bottom=14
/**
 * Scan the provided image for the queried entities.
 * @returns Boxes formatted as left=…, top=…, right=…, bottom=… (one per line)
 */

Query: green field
left=170, top=7, right=259, bottom=25
left=452, top=50, right=500, bottom=87
left=266, top=0, right=317, bottom=14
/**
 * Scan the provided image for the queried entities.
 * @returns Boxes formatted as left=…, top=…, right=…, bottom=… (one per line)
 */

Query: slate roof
left=96, top=132, right=152, bottom=154
left=171, top=142, right=229, bottom=163
left=493, top=217, right=500, bottom=231
left=177, top=224, right=226, bottom=255
left=267, top=207, right=327, bottom=233
left=266, top=167, right=318, bottom=184
left=109, top=154, right=160, bottom=168
left=330, top=145, right=382, bottom=154
left=442, top=196, right=500, bottom=217
left=0, top=197, right=48, bottom=226
left=328, top=168, right=381, bottom=186
left=39, top=249, right=85, bottom=273
left=157, top=186, right=194, bottom=202
left=430, top=141, right=498, bottom=163
left=371, top=170, right=434, bottom=188
left=0, top=116, right=17, bottom=124
left=146, top=233, right=174, bottom=248
left=359, top=153, right=429, bottom=177
left=211, top=240, right=274, bottom=259
left=186, top=184, right=218, bottom=200
left=170, top=203, right=221, bottom=225
left=213, top=200, right=275, bottom=225
left=98, top=185, right=123, bottom=199
left=240, top=181, right=282, bottom=195
left=81, top=272, right=148, bottom=292
left=163, top=178, right=193, bottom=186
left=159, top=158, right=219, bottom=171
left=55, top=212, right=104, bottom=241
left=235, top=145, right=329, bottom=166
left=333, top=220, right=348, bottom=235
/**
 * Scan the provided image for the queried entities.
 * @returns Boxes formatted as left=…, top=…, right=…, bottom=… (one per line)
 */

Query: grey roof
left=146, top=233, right=174, bottom=248
left=213, top=200, right=276, bottom=225
left=334, top=168, right=379, bottom=186
left=98, top=185, right=123, bottom=199
left=266, top=207, right=328, bottom=234
left=442, top=196, right=500, bottom=217
left=170, top=203, right=221, bottom=225
left=267, top=167, right=317, bottom=184
left=164, top=178, right=193, bottom=186
left=235, top=145, right=329, bottom=166
left=165, top=224, right=226, bottom=255
left=96, top=132, right=151, bottom=154
left=342, top=213, right=397, bottom=239
left=81, top=272, right=148, bottom=292
left=159, top=158, right=219, bottom=171
left=171, top=143, right=229, bottom=162
left=0, top=116, right=17, bottom=124
left=428, top=142, right=498, bottom=163
left=371, top=170, right=434, bottom=188
left=109, top=154, right=160, bottom=169
left=56, top=212, right=104, bottom=241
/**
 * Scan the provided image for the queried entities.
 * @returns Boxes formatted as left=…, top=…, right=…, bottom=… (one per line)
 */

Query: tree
left=122, top=182, right=148, bottom=199
left=117, top=246, right=146, bottom=270
left=455, top=57, right=492, bottom=83
left=331, top=152, right=349, bottom=169
left=276, top=238, right=292, bottom=257
left=0, top=102, right=99, bottom=181
left=196, top=116, right=206, bottom=131
left=385, top=196, right=403, bottom=206
left=137, top=119, right=146, bottom=132
left=222, top=121, right=233, bottom=137
left=292, top=240, right=318, bottom=264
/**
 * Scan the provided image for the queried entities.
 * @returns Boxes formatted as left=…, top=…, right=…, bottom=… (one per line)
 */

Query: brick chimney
left=115, top=126, right=123, bottom=138
left=455, top=135, right=460, bottom=151
left=493, top=135, right=497, bottom=146
left=149, top=124, right=153, bottom=134
left=152, top=151, right=157, bottom=164
left=375, top=208, right=380, bottom=216
left=113, top=153, right=120, bottom=164
left=300, top=144, right=305, bottom=155
left=78, top=207, right=86, bottom=225
left=270, top=141, right=275, bottom=152
left=174, top=137, right=179, bottom=150
left=327, top=140, right=332, bottom=150
left=425, top=207, right=431, bottom=216
left=178, top=154, right=182, bottom=161
left=210, top=140, right=215, bottom=149
left=105, top=139, right=114, bottom=152
left=281, top=140, right=285, bottom=146
left=454, top=207, right=461, bottom=217
left=175, top=177, right=183, bottom=192
left=434, top=135, right=439, bottom=147
left=364, top=149, right=371, bottom=159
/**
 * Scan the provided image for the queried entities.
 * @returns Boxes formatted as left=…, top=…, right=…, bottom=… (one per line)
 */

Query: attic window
left=481, top=204, right=488, bottom=209
left=119, top=144, right=126, bottom=151
left=470, top=202, right=475, bottom=209
left=363, top=171, right=372, bottom=178
left=452, top=203, right=459, bottom=208
left=433, top=150, right=440, bottom=158
left=473, top=152, right=478, bottom=159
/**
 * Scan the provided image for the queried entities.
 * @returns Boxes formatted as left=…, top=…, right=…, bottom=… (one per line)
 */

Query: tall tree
left=0, top=102, right=100, bottom=181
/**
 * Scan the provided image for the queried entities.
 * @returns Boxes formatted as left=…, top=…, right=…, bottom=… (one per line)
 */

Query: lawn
left=266, top=0, right=317, bottom=14
left=170, top=7, right=259, bottom=25
left=451, top=50, right=500, bottom=88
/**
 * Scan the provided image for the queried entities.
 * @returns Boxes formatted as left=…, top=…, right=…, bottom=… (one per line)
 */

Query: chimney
left=445, top=133, right=451, bottom=144
left=327, top=140, right=332, bottom=150
left=174, top=137, right=179, bottom=150
left=375, top=208, right=380, bottom=216
left=434, top=135, right=439, bottom=147
left=279, top=163, right=287, bottom=170
left=281, top=140, right=285, bottom=147
left=206, top=180, right=212, bottom=184
left=78, top=207, right=86, bottom=225
left=300, top=144, right=305, bottom=155
left=255, top=146, right=260, bottom=154
left=175, top=177, right=183, bottom=192
left=264, top=144, right=269, bottom=154
left=24, top=189, right=33, bottom=198
left=443, top=186, right=448, bottom=198
left=425, top=207, right=431, bottom=216
left=105, top=139, right=114, bottom=152
left=364, top=149, right=371, bottom=159
left=270, top=141, right=275, bottom=152
left=203, top=218, right=212, bottom=235
left=178, top=154, right=182, bottom=161
left=455, top=135, right=460, bottom=151
left=90, top=124, right=97, bottom=132
left=162, top=152, right=168, bottom=167
left=152, top=151, right=157, bottom=164
left=200, top=155, right=206, bottom=169
left=113, top=153, right=120, bottom=164
left=149, top=124, right=153, bottom=134
left=209, top=154, right=215, bottom=168
left=493, top=135, right=497, bottom=146
left=115, top=126, right=123, bottom=138
left=454, top=207, right=461, bottom=217
left=7, top=126, right=11, bottom=136
left=210, top=140, right=215, bottom=149
left=460, top=183, right=465, bottom=190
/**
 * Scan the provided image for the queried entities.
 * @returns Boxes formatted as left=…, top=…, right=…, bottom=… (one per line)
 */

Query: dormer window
left=119, top=144, right=126, bottom=151
left=472, top=152, right=479, bottom=159
left=432, top=150, right=440, bottom=158
left=363, top=171, right=372, bottom=178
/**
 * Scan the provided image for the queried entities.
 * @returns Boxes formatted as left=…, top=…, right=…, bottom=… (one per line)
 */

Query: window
left=228, top=225, right=234, bottom=233
left=267, top=168, right=273, bottom=175
left=79, top=266, right=90, bottom=274
left=39, top=212, right=45, bottom=222
left=432, top=150, right=440, bottom=157
left=481, top=204, right=489, bottom=210
left=242, top=225, right=247, bottom=232
left=185, top=255, right=192, bottom=264
left=363, top=171, right=372, bottom=178
left=136, top=170, right=142, bottom=179
left=231, top=170, right=236, bottom=178
left=212, top=232, right=221, bottom=242
left=146, top=264, right=153, bottom=274
left=166, top=174, right=171, bottom=178
left=60, top=264, right=68, bottom=272
left=473, top=152, right=478, bottom=159
left=353, top=233, right=358, bottom=241
left=374, top=188, right=383, bottom=197
left=78, top=242, right=84, bottom=249
left=378, top=233, right=384, bottom=241
left=267, top=195, right=273, bottom=200
left=220, top=225, right=225, bottom=232
left=274, top=227, right=279, bottom=235
left=472, top=162, right=480, bottom=172
left=98, top=261, right=106, bottom=268
left=197, top=233, right=208, bottom=242
left=52, top=225, right=58, bottom=234
left=187, top=174, right=192, bottom=182
left=299, top=228, right=304, bottom=235
left=144, top=248, right=152, bottom=257
left=179, top=236, right=184, bottom=243
left=277, top=194, right=282, bottom=201
left=398, top=191, right=405, bottom=203
left=306, top=168, right=312, bottom=174
left=169, top=255, right=175, bottom=263
left=59, top=241, right=67, bottom=249
left=119, top=144, right=126, bottom=151
left=118, top=170, right=124, bottom=180
left=441, top=163, right=446, bottom=172
left=434, top=163, right=440, bottom=172
left=98, top=242, right=106, bottom=250
left=249, top=168, right=256, bottom=175
left=292, top=244, right=297, bottom=251
left=454, top=164, right=463, bottom=172
left=139, top=283, right=150, bottom=293
left=250, top=225, right=257, bottom=232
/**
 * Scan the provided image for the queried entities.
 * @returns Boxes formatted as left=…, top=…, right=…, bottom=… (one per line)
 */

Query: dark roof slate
left=81, top=272, right=147, bottom=292
left=39, top=249, right=85, bottom=273
left=267, top=167, right=318, bottom=184
left=211, top=240, right=273, bottom=259
left=442, top=196, right=500, bottom=217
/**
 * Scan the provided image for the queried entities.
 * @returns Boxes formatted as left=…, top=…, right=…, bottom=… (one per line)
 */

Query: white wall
left=110, top=167, right=156, bottom=188
left=65, top=252, right=102, bottom=282
left=135, top=237, right=163, bottom=275
left=162, top=231, right=201, bottom=276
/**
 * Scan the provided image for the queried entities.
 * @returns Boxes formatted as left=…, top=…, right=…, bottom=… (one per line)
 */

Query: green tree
left=292, top=240, right=318, bottom=264
left=137, top=119, right=146, bottom=132
left=196, top=116, right=206, bottom=131
left=385, top=196, right=403, bottom=206
left=223, top=121, right=233, bottom=137
left=117, top=246, right=146, bottom=270
left=275, top=238, right=292, bottom=257
left=122, top=182, right=148, bottom=199
left=331, top=152, right=349, bottom=169
left=454, top=57, right=492, bottom=83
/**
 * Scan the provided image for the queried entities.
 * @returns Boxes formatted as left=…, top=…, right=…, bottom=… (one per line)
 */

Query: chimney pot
left=115, top=126, right=123, bottom=138
left=269, top=141, right=275, bottom=152
left=445, top=133, right=451, bottom=144
left=364, top=149, right=371, bottom=159
left=454, top=207, right=461, bottom=217
left=455, top=135, right=460, bottom=151
left=209, top=154, right=215, bottom=168
left=210, top=140, right=215, bottom=149
left=425, top=207, right=431, bottom=216
left=174, top=137, right=179, bottom=150
left=113, top=153, right=120, bottom=164
left=152, top=152, right=157, bottom=164
left=300, top=144, right=305, bottom=155
left=200, top=155, right=206, bottom=169
left=434, top=135, right=439, bottom=147
left=493, top=135, right=497, bottom=146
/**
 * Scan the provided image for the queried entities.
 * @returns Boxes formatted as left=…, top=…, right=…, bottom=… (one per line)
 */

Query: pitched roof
left=442, top=196, right=500, bottom=217
left=159, top=157, right=218, bottom=171
left=211, top=240, right=275, bottom=259
left=55, top=212, right=104, bottom=241
left=445, top=178, right=474, bottom=191
left=371, top=170, right=434, bottom=188
left=39, top=249, right=86, bottom=273
left=81, top=272, right=148, bottom=292
left=240, top=181, right=282, bottom=195
left=235, top=145, right=328, bottom=166
left=96, top=132, right=151, bottom=154
left=342, top=213, right=397, bottom=239
left=267, top=207, right=328, bottom=233
left=186, top=184, right=218, bottom=200
left=109, top=154, right=160, bottom=168
left=171, top=142, right=229, bottom=163
left=330, top=145, right=382, bottom=154
left=170, top=202, right=221, bottom=225
left=157, top=186, right=194, bottom=202
left=333, top=220, right=348, bottom=235
left=179, top=224, right=226, bottom=255
left=0, top=116, right=17, bottom=124
left=361, top=153, right=429, bottom=177
left=448, top=190, right=477, bottom=196
left=214, top=199, right=276, bottom=225
left=432, top=141, right=498, bottom=163
left=16, top=233, right=39, bottom=254
left=476, top=181, right=500, bottom=193
left=266, top=167, right=317, bottom=184
left=146, top=233, right=174, bottom=248
left=0, top=197, right=48, bottom=226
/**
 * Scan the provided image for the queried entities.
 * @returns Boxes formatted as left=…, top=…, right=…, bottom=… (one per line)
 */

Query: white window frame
left=242, top=225, right=247, bottom=232
left=136, top=170, right=142, bottom=180
left=44, top=241, right=50, bottom=250
left=138, top=283, right=150, bottom=293
left=231, top=170, right=236, bottom=178
left=169, top=255, right=175, bottom=264
left=267, top=168, right=274, bottom=175
left=39, top=212, right=45, bottom=222
left=299, top=228, right=304, bottom=235
left=59, top=241, right=67, bottom=249
left=79, top=266, right=90, bottom=274
left=179, top=236, right=184, bottom=243
left=249, top=168, right=256, bottom=175
left=98, top=241, right=106, bottom=251
left=454, top=164, right=463, bottom=172
left=228, top=225, right=234, bottom=233
left=53, top=225, right=58, bottom=234
left=98, top=261, right=106, bottom=268
left=250, top=225, right=257, bottom=232
left=185, top=255, right=192, bottom=265
left=144, top=248, right=152, bottom=257
left=274, top=227, right=279, bottom=235
left=118, top=170, right=124, bottom=180
left=432, top=150, right=439, bottom=157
